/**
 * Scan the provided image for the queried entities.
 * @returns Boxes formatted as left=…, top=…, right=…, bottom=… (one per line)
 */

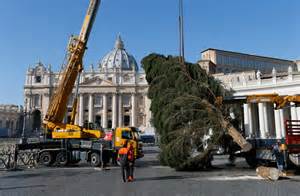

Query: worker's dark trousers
left=126, top=161, right=135, bottom=178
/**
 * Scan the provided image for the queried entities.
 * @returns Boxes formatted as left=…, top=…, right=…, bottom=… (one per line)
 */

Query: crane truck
left=16, top=0, right=143, bottom=167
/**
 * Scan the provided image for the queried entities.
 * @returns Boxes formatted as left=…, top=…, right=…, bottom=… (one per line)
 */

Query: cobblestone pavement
left=1, top=146, right=300, bottom=196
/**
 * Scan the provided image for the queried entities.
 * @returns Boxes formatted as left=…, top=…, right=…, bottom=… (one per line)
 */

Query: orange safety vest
left=118, top=147, right=128, bottom=155
left=118, top=146, right=134, bottom=161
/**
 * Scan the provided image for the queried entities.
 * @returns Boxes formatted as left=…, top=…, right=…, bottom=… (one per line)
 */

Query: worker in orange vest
left=118, top=141, right=135, bottom=182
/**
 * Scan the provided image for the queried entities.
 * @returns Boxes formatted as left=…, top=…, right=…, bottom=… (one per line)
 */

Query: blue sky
left=0, top=0, right=300, bottom=105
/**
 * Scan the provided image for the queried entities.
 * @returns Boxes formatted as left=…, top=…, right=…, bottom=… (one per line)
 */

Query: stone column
left=279, top=109, right=286, bottom=138
left=131, top=93, right=136, bottom=127
left=248, top=104, right=255, bottom=137
left=79, top=94, right=84, bottom=126
left=258, top=103, right=266, bottom=138
left=39, top=94, right=43, bottom=108
left=291, top=102, right=298, bottom=121
left=75, top=101, right=79, bottom=125
left=243, top=103, right=250, bottom=137
left=296, top=106, right=300, bottom=121
left=274, top=107, right=282, bottom=139
left=88, top=94, right=94, bottom=123
left=112, top=93, right=117, bottom=128
left=263, top=103, right=270, bottom=137
left=42, top=94, right=49, bottom=119
left=102, top=94, right=108, bottom=129
left=118, top=93, right=123, bottom=127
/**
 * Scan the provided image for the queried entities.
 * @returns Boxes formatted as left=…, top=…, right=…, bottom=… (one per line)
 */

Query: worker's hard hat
left=277, top=139, right=281, bottom=143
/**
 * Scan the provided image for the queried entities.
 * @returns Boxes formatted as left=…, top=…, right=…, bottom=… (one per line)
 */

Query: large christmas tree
left=142, top=53, right=233, bottom=170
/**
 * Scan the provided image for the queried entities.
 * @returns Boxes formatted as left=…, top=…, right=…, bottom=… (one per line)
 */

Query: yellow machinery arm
left=44, top=0, right=100, bottom=130
left=245, top=93, right=300, bottom=109
left=277, top=95, right=300, bottom=109
left=246, top=93, right=280, bottom=103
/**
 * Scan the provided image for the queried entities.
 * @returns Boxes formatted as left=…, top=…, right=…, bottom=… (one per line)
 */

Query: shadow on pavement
left=0, top=184, right=46, bottom=190
left=135, top=175, right=185, bottom=182
left=2, top=170, right=95, bottom=179
left=135, top=160, right=161, bottom=168
left=2, top=173, right=41, bottom=179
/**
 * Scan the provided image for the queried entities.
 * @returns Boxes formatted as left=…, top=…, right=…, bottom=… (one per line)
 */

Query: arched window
left=35, top=75, right=42, bottom=83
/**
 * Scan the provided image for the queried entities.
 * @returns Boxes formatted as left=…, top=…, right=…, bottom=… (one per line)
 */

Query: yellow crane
left=44, top=0, right=104, bottom=139
left=17, top=0, right=143, bottom=167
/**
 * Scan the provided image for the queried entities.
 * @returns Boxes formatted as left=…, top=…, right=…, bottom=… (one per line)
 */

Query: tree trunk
left=221, top=119, right=252, bottom=152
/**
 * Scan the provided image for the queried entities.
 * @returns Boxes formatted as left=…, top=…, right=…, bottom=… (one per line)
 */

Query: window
left=108, top=119, right=112, bottom=128
left=123, top=95, right=131, bottom=107
left=124, top=115, right=130, bottom=126
left=84, top=96, right=89, bottom=108
left=35, top=76, right=41, bottom=83
left=108, top=95, right=112, bottom=107
left=95, top=115, right=101, bottom=128
left=33, top=94, right=40, bottom=107
left=95, top=95, right=102, bottom=106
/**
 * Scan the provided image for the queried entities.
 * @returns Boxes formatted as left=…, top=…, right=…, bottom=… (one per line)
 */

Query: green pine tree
left=142, top=53, right=234, bottom=170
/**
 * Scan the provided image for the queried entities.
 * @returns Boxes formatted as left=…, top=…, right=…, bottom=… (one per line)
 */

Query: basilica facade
left=23, top=36, right=152, bottom=134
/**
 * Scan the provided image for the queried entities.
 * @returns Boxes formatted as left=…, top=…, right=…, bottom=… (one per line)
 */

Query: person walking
left=118, top=141, right=135, bottom=182
left=272, top=140, right=284, bottom=172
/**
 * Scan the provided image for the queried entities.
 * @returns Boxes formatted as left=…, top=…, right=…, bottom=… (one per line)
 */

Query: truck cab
left=113, top=127, right=144, bottom=159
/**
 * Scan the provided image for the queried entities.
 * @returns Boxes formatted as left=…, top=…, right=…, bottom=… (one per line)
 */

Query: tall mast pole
left=179, top=0, right=185, bottom=64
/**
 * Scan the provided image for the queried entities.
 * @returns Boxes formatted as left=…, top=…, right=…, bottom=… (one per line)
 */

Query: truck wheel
left=90, top=152, right=101, bottom=167
left=245, top=151, right=258, bottom=168
left=56, top=152, right=68, bottom=166
left=39, top=151, right=53, bottom=166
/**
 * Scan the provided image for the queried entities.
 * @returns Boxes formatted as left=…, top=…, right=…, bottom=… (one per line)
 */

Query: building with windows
left=0, top=104, right=23, bottom=137
left=23, top=36, right=152, bottom=133
left=199, top=48, right=299, bottom=74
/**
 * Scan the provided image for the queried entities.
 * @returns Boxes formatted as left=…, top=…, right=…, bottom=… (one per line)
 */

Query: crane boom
left=79, top=0, right=100, bottom=42
left=44, top=0, right=100, bottom=130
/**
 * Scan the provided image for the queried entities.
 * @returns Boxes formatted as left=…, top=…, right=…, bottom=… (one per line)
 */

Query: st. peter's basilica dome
left=99, top=35, right=138, bottom=71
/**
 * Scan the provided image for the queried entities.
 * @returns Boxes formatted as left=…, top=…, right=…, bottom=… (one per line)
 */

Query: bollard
left=13, top=145, right=18, bottom=170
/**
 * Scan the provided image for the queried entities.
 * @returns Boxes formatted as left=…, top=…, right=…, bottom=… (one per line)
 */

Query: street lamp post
left=20, top=99, right=27, bottom=144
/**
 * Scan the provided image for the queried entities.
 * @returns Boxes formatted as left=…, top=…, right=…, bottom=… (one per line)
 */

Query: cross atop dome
left=114, top=34, right=124, bottom=49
